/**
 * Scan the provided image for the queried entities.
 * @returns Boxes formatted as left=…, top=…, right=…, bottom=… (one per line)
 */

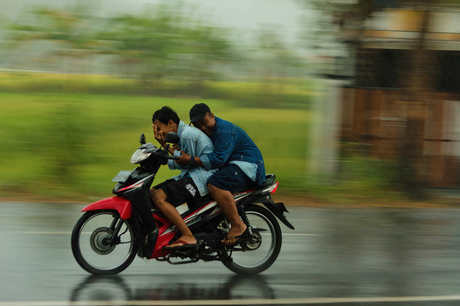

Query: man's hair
left=152, top=106, right=180, bottom=125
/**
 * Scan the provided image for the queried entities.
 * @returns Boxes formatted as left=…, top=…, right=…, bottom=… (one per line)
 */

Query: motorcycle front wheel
left=71, top=210, right=138, bottom=275
left=222, top=204, right=282, bottom=275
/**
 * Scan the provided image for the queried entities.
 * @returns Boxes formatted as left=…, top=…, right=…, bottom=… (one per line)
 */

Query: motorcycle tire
left=71, top=210, right=138, bottom=275
left=222, top=204, right=282, bottom=275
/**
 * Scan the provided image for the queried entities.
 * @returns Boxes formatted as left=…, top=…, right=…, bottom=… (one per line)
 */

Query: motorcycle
left=71, top=132, right=295, bottom=275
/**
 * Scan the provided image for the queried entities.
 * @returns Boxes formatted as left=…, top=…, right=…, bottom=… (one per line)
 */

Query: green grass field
left=0, top=74, right=409, bottom=204
left=0, top=91, right=312, bottom=201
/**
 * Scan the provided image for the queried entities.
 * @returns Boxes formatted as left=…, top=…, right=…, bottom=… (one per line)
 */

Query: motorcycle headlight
left=130, top=148, right=151, bottom=164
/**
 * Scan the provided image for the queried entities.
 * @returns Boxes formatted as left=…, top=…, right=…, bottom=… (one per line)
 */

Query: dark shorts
left=152, top=177, right=199, bottom=207
left=207, top=164, right=253, bottom=193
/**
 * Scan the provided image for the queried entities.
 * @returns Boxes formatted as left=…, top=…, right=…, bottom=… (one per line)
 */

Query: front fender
left=82, top=196, right=132, bottom=219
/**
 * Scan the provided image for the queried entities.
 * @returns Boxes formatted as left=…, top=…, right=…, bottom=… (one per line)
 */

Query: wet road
left=2, top=202, right=460, bottom=305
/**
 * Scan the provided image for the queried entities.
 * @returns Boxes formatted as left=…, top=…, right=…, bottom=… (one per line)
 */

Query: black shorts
left=152, top=177, right=199, bottom=207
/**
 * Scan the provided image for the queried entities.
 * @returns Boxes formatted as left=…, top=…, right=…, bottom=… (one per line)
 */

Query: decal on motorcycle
left=117, top=174, right=154, bottom=192
left=187, top=215, right=203, bottom=226
left=233, top=191, right=251, bottom=202
left=162, top=224, right=177, bottom=235
left=206, top=207, right=222, bottom=220
left=162, top=202, right=220, bottom=235
left=183, top=202, right=217, bottom=224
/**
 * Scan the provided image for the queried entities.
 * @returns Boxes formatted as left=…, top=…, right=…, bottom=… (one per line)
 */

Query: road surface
left=1, top=201, right=460, bottom=305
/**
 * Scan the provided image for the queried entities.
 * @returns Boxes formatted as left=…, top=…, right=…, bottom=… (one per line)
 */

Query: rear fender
left=251, top=195, right=295, bottom=230
left=82, top=196, right=132, bottom=219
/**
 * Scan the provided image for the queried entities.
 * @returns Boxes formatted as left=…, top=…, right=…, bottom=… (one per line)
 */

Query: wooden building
left=338, top=8, right=460, bottom=187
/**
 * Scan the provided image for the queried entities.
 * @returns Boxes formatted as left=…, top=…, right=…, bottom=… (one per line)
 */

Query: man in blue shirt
left=176, top=103, right=266, bottom=246
left=149, top=106, right=215, bottom=249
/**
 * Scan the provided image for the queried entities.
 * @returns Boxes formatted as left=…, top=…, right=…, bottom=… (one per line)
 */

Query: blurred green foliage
left=4, top=3, right=244, bottom=87
left=3, top=3, right=305, bottom=87
left=98, top=6, right=236, bottom=91
left=0, top=73, right=314, bottom=108
left=0, top=85, right=311, bottom=201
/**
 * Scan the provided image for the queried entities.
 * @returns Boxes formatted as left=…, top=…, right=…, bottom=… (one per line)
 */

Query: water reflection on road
left=70, top=274, right=275, bottom=302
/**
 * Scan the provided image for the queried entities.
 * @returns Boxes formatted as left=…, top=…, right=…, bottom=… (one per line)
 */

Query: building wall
left=341, top=88, right=460, bottom=187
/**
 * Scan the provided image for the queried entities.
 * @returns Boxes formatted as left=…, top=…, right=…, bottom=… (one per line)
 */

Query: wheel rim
left=77, top=212, right=135, bottom=272
left=90, top=227, right=115, bottom=255
left=241, top=232, right=262, bottom=250
left=230, top=210, right=277, bottom=269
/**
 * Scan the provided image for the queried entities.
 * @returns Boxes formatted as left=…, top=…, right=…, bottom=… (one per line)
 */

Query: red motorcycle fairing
left=149, top=200, right=220, bottom=259
left=82, top=196, right=133, bottom=219
left=150, top=213, right=175, bottom=258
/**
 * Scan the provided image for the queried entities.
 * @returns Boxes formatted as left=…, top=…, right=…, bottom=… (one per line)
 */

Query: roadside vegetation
left=0, top=74, right=312, bottom=201
left=0, top=73, right=411, bottom=205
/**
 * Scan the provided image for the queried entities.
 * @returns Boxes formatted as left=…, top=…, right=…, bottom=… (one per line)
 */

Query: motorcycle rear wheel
left=71, top=210, right=138, bottom=275
left=222, top=204, right=282, bottom=275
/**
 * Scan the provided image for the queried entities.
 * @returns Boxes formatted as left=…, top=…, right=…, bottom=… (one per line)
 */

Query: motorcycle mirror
left=164, top=132, right=180, bottom=144
left=140, top=133, right=146, bottom=145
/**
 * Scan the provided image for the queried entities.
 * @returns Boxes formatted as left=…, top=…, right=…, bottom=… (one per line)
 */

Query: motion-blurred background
left=1, top=0, right=459, bottom=204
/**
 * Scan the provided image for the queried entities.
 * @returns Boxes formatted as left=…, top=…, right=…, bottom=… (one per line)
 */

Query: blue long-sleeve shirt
left=167, top=121, right=216, bottom=196
left=198, top=117, right=266, bottom=185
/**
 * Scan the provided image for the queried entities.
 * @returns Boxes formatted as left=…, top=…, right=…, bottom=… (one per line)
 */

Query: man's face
left=153, top=119, right=174, bottom=139
left=193, top=113, right=216, bottom=137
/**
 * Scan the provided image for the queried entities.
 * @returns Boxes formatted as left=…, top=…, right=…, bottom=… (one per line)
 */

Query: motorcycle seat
left=233, top=174, right=276, bottom=193
left=185, top=174, right=276, bottom=211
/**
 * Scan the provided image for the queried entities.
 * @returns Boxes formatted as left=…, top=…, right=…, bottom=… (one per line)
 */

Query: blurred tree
left=99, top=5, right=182, bottom=86
left=6, top=5, right=97, bottom=184
left=257, top=29, right=287, bottom=81
left=97, top=4, right=236, bottom=95
left=297, top=1, right=350, bottom=55
left=255, top=28, right=304, bottom=95
left=7, top=4, right=102, bottom=75
left=180, top=23, right=236, bottom=95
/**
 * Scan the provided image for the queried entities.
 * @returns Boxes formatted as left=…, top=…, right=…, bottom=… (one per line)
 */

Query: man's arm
left=173, top=128, right=213, bottom=168
left=176, top=130, right=235, bottom=169
left=176, top=151, right=204, bottom=167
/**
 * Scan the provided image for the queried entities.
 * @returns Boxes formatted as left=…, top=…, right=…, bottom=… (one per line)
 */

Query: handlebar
left=165, top=155, right=179, bottom=160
